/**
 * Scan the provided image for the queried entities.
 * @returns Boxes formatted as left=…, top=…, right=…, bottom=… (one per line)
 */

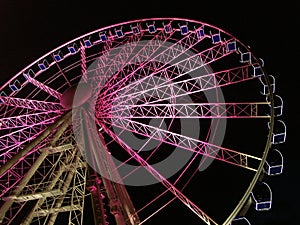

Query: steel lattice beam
left=0, top=111, right=62, bottom=130
left=103, top=118, right=261, bottom=171
left=105, top=102, right=270, bottom=119
left=32, top=205, right=82, bottom=217
left=0, top=113, right=71, bottom=198
left=80, top=44, right=88, bottom=83
left=82, top=109, right=140, bottom=225
left=0, top=96, right=63, bottom=111
left=104, top=64, right=258, bottom=111
left=94, top=31, right=173, bottom=97
left=24, top=75, right=62, bottom=99
left=90, top=30, right=145, bottom=90
left=0, top=115, right=61, bottom=156
left=0, top=111, right=87, bottom=225
left=101, top=38, right=233, bottom=106
left=97, top=27, right=207, bottom=104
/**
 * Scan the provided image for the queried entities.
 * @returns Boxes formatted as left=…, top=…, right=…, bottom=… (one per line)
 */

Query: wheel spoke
left=104, top=64, right=258, bottom=111
left=0, top=114, right=61, bottom=158
left=100, top=122, right=218, bottom=225
left=100, top=38, right=233, bottom=107
left=0, top=111, right=63, bottom=130
left=0, top=96, right=63, bottom=112
left=97, top=26, right=208, bottom=103
left=103, top=102, right=270, bottom=119
left=89, top=30, right=145, bottom=90
left=24, top=75, right=62, bottom=100
left=101, top=118, right=261, bottom=171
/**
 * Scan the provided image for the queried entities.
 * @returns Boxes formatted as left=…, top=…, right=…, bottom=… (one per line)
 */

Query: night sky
left=0, top=1, right=297, bottom=224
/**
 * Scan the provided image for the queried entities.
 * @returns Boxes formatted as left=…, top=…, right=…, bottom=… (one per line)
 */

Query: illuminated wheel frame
left=0, top=18, right=275, bottom=225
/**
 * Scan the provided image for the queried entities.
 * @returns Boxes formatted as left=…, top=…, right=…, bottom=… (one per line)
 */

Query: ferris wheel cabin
left=266, top=94, right=283, bottom=117
left=259, top=74, right=275, bottom=95
left=230, top=217, right=251, bottom=225
left=264, top=148, right=284, bottom=175
left=268, top=120, right=287, bottom=144
left=251, top=182, right=272, bottom=211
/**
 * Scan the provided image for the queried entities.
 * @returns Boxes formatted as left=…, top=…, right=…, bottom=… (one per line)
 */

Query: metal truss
left=96, top=26, right=208, bottom=104
left=106, top=45, right=250, bottom=109
left=0, top=96, right=63, bottom=112
left=0, top=111, right=60, bottom=130
left=24, top=75, right=62, bottom=100
left=102, top=118, right=261, bottom=171
left=0, top=113, right=87, bottom=225
left=106, top=102, right=270, bottom=119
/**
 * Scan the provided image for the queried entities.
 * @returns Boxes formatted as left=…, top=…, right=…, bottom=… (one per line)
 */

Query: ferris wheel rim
left=0, top=17, right=261, bottom=94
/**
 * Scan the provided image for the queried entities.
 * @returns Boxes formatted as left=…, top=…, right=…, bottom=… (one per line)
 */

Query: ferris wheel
left=0, top=18, right=286, bottom=225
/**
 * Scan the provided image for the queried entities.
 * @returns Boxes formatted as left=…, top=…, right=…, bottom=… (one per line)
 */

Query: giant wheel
left=0, top=18, right=277, bottom=225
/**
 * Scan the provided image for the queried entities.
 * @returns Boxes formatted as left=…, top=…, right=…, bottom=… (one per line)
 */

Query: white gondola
left=99, top=33, right=107, bottom=42
left=195, top=26, right=205, bottom=39
left=210, top=31, right=222, bottom=44
left=115, top=28, right=124, bottom=38
left=238, top=48, right=251, bottom=63
left=68, top=42, right=79, bottom=53
left=230, top=217, right=251, bottom=225
left=0, top=91, right=7, bottom=104
left=266, top=94, right=283, bottom=117
left=268, top=120, right=287, bottom=144
left=23, top=69, right=35, bottom=80
left=131, top=24, right=140, bottom=35
left=38, top=59, right=49, bottom=71
left=264, top=149, right=283, bottom=175
left=251, top=182, right=272, bottom=211
left=9, top=80, right=21, bottom=92
left=273, top=95, right=283, bottom=117
left=226, top=40, right=237, bottom=52
left=53, top=50, right=64, bottom=62
left=259, top=74, right=275, bottom=95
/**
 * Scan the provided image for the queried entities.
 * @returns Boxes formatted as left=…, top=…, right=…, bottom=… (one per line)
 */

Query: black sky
left=0, top=1, right=297, bottom=224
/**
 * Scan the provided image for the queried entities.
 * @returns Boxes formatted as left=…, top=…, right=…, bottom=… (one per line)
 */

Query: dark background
left=0, top=1, right=297, bottom=224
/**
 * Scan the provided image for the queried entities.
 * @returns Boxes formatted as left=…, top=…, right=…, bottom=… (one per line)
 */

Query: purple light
left=99, top=33, right=107, bottom=41
left=83, top=37, right=92, bottom=47
left=115, top=29, right=124, bottom=37
left=180, top=24, right=189, bottom=35
left=164, top=24, right=172, bottom=33
left=53, top=50, right=64, bottom=61
left=68, top=43, right=79, bottom=53
left=131, top=26, right=140, bottom=34
left=38, top=59, right=49, bottom=71
left=147, top=23, right=156, bottom=33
